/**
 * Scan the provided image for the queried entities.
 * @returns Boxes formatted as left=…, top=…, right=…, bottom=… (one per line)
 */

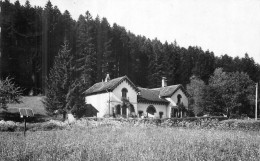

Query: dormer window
left=177, top=94, right=182, bottom=105
left=122, top=88, right=128, bottom=98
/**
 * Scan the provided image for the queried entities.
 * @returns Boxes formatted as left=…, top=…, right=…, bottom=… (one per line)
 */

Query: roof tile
left=85, top=76, right=188, bottom=103
left=84, top=76, right=139, bottom=95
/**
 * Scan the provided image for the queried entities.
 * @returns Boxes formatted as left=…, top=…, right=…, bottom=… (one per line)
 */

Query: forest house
left=84, top=74, right=189, bottom=118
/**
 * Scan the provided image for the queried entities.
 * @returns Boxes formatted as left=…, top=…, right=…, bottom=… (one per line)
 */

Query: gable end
left=169, top=85, right=190, bottom=98
left=111, top=76, right=140, bottom=93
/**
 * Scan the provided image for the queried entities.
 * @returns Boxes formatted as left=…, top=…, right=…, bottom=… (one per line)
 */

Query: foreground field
left=1, top=121, right=260, bottom=161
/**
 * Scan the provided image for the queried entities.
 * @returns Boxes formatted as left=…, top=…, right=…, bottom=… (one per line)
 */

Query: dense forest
left=1, top=0, right=260, bottom=96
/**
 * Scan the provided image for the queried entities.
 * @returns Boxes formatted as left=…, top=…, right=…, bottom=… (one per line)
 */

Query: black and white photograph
left=0, top=0, right=260, bottom=160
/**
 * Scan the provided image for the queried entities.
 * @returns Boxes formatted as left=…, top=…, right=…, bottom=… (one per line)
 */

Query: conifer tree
left=95, top=17, right=112, bottom=80
left=100, top=18, right=113, bottom=79
left=147, top=39, right=164, bottom=87
left=0, top=77, right=22, bottom=109
left=1, top=0, right=260, bottom=106
left=75, top=13, right=97, bottom=88
left=44, top=40, right=74, bottom=120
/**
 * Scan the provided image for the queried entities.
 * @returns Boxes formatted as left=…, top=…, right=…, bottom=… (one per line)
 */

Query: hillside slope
left=0, top=96, right=47, bottom=121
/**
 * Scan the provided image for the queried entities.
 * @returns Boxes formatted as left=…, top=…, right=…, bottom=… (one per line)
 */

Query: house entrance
left=122, top=104, right=127, bottom=116
left=116, top=105, right=121, bottom=115
left=115, top=103, right=135, bottom=117
left=171, top=106, right=186, bottom=118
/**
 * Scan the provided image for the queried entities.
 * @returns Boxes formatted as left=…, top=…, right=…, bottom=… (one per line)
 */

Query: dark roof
left=138, top=84, right=189, bottom=103
left=137, top=87, right=168, bottom=104
left=85, top=76, right=189, bottom=101
left=84, top=76, right=139, bottom=96
left=151, top=84, right=189, bottom=98
left=151, top=85, right=180, bottom=97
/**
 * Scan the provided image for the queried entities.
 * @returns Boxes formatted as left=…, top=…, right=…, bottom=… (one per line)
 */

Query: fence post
left=24, top=117, right=27, bottom=137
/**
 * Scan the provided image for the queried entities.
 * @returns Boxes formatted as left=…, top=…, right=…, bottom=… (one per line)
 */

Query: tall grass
left=1, top=124, right=260, bottom=160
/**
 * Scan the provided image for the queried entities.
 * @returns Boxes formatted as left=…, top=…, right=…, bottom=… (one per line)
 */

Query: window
left=177, top=94, right=182, bottom=105
left=138, top=111, right=143, bottom=117
left=122, top=88, right=128, bottom=98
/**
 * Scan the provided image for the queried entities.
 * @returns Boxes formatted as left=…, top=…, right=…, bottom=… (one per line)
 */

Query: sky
left=11, top=0, right=260, bottom=64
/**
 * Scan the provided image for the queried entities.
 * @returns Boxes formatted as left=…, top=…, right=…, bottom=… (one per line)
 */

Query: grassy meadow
left=1, top=120, right=260, bottom=161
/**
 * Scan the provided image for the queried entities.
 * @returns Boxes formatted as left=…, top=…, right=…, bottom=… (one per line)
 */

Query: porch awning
left=110, top=93, right=122, bottom=106
left=165, top=97, right=177, bottom=106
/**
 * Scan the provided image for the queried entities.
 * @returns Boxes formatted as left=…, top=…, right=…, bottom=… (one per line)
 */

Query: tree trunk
left=227, top=108, right=230, bottom=118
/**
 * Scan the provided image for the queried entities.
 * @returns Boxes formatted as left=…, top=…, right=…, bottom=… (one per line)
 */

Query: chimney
left=105, top=73, right=110, bottom=82
left=162, top=77, right=167, bottom=87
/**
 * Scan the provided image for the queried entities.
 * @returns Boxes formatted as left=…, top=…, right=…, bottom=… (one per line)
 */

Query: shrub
left=229, top=113, right=241, bottom=119
left=0, top=77, right=23, bottom=109
left=0, top=123, right=17, bottom=132
left=218, top=119, right=260, bottom=131
left=0, top=120, right=66, bottom=132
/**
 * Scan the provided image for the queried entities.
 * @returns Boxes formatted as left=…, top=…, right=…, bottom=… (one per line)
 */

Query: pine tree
left=61, top=10, right=75, bottom=47
left=44, top=40, right=74, bottom=120
left=0, top=77, right=22, bottom=109
left=95, top=17, right=113, bottom=80
left=75, top=13, right=97, bottom=88
left=111, top=24, right=131, bottom=78
left=42, top=0, right=53, bottom=94
left=1, top=0, right=260, bottom=102
left=147, top=39, right=164, bottom=87
left=42, top=1, right=63, bottom=94
left=100, top=18, right=113, bottom=79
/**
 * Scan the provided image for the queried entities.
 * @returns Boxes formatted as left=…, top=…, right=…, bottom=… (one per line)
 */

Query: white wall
left=165, top=98, right=174, bottom=118
left=85, top=80, right=139, bottom=117
left=137, top=103, right=167, bottom=118
left=85, top=82, right=188, bottom=118
left=112, top=80, right=138, bottom=114
left=85, top=93, right=109, bottom=117
left=165, top=88, right=188, bottom=118
left=170, top=89, right=189, bottom=107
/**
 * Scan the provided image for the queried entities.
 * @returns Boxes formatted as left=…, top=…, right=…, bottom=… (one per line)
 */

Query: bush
left=229, top=113, right=241, bottom=119
left=0, top=120, right=17, bottom=132
left=0, top=123, right=17, bottom=132
left=0, top=120, right=66, bottom=132
left=0, top=77, right=23, bottom=108
left=219, top=119, right=260, bottom=131
left=187, top=109, right=195, bottom=117
left=2, top=117, right=260, bottom=132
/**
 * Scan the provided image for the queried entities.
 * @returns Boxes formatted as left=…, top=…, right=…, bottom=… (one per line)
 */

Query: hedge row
left=82, top=116, right=228, bottom=125
left=0, top=120, right=65, bottom=132
left=82, top=117, right=260, bottom=131
left=1, top=117, right=260, bottom=132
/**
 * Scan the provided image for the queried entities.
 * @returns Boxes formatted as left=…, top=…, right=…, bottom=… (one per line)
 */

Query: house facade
left=84, top=75, right=189, bottom=118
